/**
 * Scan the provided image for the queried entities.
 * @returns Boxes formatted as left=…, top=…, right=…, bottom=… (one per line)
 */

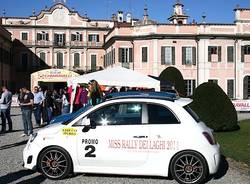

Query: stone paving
left=0, top=108, right=249, bottom=184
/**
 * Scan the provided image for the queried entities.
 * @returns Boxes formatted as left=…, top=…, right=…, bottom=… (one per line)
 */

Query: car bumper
left=201, top=143, right=221, bottom=175
left=23, top=140, right=41, bottom=170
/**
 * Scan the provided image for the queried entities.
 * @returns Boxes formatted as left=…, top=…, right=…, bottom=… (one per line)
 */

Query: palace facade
left=1, top=2, right=250, bottom=99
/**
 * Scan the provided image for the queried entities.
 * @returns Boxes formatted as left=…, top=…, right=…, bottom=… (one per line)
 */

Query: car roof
left=105, top=91, right=177, bottom=102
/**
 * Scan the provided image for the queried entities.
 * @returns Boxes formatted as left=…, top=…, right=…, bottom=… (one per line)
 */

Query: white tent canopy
left=68, top=67, right=160, bottom=91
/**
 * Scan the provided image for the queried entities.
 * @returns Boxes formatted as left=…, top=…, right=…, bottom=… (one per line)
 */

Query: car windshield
left=62, top=104, right=92, bottom=125
left=184, top=105, right=200, bottom=123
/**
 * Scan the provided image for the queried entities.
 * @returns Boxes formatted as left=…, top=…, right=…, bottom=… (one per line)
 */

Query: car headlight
left=30, top=133, right=38, bottom=143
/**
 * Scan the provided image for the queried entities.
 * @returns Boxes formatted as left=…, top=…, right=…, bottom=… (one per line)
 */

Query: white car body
left=23, top=96, right=220, bottom=183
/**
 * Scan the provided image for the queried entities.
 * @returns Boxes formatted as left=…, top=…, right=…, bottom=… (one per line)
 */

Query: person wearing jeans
left=33, top=86, right=44, bottom=127
left=0, top=86, right=12, bottom=133
left=19, top=87, right=34, bottom=136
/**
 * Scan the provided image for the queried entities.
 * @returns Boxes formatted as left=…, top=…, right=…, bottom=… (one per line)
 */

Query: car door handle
left=133, top=136, right=148, bottom=138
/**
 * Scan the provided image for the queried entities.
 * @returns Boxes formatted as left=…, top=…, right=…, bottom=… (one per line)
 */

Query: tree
left=190, top=82, right=239, bottom=132
left=159, top=67, right=186, bottom=96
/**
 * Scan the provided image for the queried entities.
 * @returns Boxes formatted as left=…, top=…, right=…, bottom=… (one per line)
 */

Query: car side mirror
left=82, top=117, right=91, bottom=132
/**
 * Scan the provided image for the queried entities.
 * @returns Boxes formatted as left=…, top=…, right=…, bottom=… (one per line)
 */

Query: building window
left=208, top=46, right=221, bottom=62
left=227, top=79, right=234, bottom=99
left=243, top=45, right=250, bottom=55
left=91, top=55, right=97, bottom=71
left=185, top=80, right=196, bottom=96
left=208, top=79, right=218, bottom=84
left=118, top=48, right=132, bottom=63
left=21, top=32, right=28, bottom=40
left=227, top=46, right=234, bottom=62
left=71, top=32, right=82, bottom=41
left=104, top=49, right=115, bottom=67
left=182, top=47, right=196, bottom=65
left=74, top=53, right=80, bottom=67
left=244, top=76, right=250, bottom=99
left=88, top=34, right=99, bottom=42
left=57, top=52, right=63, bottom=68
left=21, top=53, right=28, bottom=71
left=54, top=33, right=65, bottom=46
left=141, top=47, right=148, bottom=62
left=40, top=52, right=46, bottom=63
left=37, top=32, right=49, bottom=41
left=161, top=46, right=175, bottom=65
left=242, top=45, right=250, bottom=62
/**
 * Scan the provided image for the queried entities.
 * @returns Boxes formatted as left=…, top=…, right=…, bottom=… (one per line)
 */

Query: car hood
left=38, top=123, right=63, bottom=135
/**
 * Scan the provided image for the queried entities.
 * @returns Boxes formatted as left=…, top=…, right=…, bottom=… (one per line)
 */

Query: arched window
left=74, top=53, right=80, bottom=67
left=40, top=52, right=46, bottom=63
left=57, top=52, right=63, bottom=68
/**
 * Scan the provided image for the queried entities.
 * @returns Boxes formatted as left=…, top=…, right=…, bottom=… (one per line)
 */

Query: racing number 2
left=85, top=145, right=96, bottom=157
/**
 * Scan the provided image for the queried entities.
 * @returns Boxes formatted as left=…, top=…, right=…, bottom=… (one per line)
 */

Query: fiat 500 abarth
left=23, top=92, right=220, bottom=184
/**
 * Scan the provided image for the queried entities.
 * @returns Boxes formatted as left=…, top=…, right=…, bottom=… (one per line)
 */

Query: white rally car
left=23, top=92, right=220, bottom=184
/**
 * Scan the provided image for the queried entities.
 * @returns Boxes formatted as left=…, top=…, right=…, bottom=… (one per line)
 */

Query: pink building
left=1, top=2, right=114, bottom=89
left=1, top=2, right=250, bottom=99
left=104, top=3, right=250, bottom=99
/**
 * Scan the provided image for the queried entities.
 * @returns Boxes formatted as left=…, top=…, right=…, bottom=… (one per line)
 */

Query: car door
left=74, top=102, right=149, bottom=169
left=146, top=103, right=181, bottom=174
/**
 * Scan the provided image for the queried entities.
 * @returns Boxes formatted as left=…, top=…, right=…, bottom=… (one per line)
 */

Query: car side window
left=147, top=104, right=179, bottom=124
left=88, top=103, right=142, bottom=126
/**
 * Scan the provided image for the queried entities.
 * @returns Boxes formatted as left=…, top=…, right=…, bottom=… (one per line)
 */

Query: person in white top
left=61, top=89, right=70, bottom=114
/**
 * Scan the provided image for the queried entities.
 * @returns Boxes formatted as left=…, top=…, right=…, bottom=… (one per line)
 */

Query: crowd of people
left=0, top=80, right=154, bottom=137
left=0, top=80, right=104, bottom=137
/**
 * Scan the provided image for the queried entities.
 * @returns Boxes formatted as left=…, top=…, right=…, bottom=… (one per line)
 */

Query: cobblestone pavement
left=0, top=108, right=249, bottom=184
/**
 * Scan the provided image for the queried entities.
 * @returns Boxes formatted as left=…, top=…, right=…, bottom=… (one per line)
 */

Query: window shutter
left=208, top=46, right=212, bottom=62
left=161, top=47, right=165, bottom=65
left=182, top=47, right=186, bottom=65
left=54, top=33, right=57, bottom=43
left=172, top=47, right=175, bottom=65
left=218, top=46, right=222, bottom=62
left=71, top=34, right=74, bottom=41
left=129, top=48, right=133, bottom=63
left=118, top=48, right=122, bottom=63
left=63, top=34, right=66, bottom=43
left=241, top=46, right=245, bottom=62
left=96, top=35, right=100, bottom=42
left=37, top=33, right=41, bottom=41
left=227, top=46, right=234, bottom=62
left=192, top=47, right=196, bottom=65
left=142, top=47, right=147, bottom=62
left=88, top=35, right=92, bottom=42
left=46, top=33, right=49, bottom=41
left=80, top=34, right=83, bottom=41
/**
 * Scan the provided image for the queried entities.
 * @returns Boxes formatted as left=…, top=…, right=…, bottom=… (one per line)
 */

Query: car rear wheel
left=38, top=146, right=72, bottom=180
left=170, top=151, right=208, bottom=184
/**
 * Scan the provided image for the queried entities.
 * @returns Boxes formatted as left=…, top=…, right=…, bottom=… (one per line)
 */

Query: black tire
left=37, top=146, right=72, bottom=180
left=170, top=151, right=208, bottom=184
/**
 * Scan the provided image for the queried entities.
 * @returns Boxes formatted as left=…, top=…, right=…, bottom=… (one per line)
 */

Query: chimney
left=126, top=12, right=132, bottom=23
left=117, top=11, right=124, bottom=22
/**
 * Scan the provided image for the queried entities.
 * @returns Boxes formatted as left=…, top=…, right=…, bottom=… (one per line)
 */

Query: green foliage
left=190, top=82, right=239, bottom=132
left=159, top=67, right=186, bottom=96
left=215, top=120, right=250, bottom=166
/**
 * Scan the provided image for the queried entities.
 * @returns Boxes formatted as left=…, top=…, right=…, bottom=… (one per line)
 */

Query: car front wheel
left=170, top=151, right=208, bottom=184
left=38, top=146, right=72, bottom=180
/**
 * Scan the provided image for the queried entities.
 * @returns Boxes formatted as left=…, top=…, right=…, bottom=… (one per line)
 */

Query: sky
left=1, top=0, right=250, bottom=23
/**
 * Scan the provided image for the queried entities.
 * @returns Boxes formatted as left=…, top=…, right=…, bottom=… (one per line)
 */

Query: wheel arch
left=36, top=145, right=74, bottom=173
left=167, top=149, right=209, bottom=177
